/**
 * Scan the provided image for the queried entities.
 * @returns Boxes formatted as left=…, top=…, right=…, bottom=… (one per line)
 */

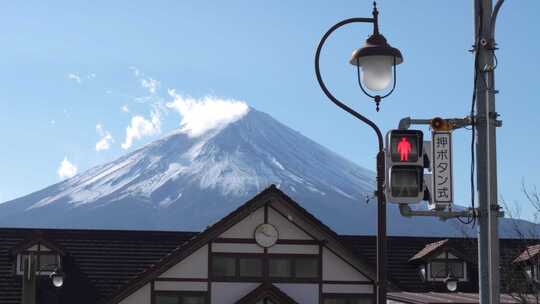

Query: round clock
left=254, top=223, right=279, bottom=248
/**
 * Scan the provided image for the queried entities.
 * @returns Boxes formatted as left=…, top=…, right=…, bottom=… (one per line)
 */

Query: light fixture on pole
left=349, top=3, right=403, bottom=111
left=50, top=269, right=64, bottom=288
left=444, top=275, right=458, bottom=292
left=314, top=3, right=403, bottom=304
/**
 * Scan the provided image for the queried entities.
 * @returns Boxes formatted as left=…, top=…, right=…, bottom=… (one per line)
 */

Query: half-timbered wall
left=119, top=283, right=150, bottom=304
left=136, top=198, right=376, bottom=304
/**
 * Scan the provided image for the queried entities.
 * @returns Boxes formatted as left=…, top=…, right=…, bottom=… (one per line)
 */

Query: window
left=211, top=254, right=263, bottom=280
left=268, top=255, right=319, bottom=280
left=295, top=256, right=319, bottom=278
left=211, top=254, right=319, bottom=282
left=154, top=292, right=206, bottom=304
left=17, top=252, right=60, bottom=275
left=239, top=257, right=263, bottom=277
left=212, top=256, right=236, bottom=277
left=323, top=294, right=374, bottom=304
left=269, top=257, right=292, bottom=278
left=427, top=251, right=466, bottom=281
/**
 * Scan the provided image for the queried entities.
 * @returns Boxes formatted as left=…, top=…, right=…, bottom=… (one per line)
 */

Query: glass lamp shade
left=419, top=265, right=427, bottom=282
left=445, top=277, right=458, bottom=292
left=51, top=273, right=64, bottom=288
left=525, top=267, right=533, bottom=281
left=359, top=55, right=393, bottom=91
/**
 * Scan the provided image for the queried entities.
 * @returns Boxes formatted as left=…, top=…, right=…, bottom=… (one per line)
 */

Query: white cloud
left=67, top=73, right=82, bottom=84
left=50, top=119, right=56, bottom=125
left=88, top=73, right=96, bottom=79
left=166, top=90, right=249, bottom=137
left=121, top=105, right=130, bottom=113
left=141, top=78, right=159, bottom=94
left=95, top=124, right=114, bottom=151
left=121, top=111, right=161, bottom=149
left=58, top=157, right=78, bottom=179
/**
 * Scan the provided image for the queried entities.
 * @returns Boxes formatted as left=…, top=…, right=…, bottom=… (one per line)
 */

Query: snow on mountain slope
left=0, top=108, right=532, bottom=236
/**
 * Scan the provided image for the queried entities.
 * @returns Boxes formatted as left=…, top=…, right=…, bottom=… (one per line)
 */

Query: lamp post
left=22, top=247, right=64, bottom=304
left=314, top=3, right=403, bottom=304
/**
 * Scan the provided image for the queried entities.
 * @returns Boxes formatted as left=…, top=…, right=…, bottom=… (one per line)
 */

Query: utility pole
left=474, top=0, right=500, bottom=303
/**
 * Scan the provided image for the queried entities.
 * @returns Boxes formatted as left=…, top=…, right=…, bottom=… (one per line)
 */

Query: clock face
left=254, top=223, right=279, bottom=248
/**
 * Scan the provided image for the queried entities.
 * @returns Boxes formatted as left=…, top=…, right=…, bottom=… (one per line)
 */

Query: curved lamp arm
left=314, top=18, right=384, bottom=151
left=489, top=0, right=506, bottom=42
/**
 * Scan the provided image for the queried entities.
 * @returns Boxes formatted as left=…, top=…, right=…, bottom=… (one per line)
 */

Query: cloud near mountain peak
left=166, top=90, right=249, bottom=137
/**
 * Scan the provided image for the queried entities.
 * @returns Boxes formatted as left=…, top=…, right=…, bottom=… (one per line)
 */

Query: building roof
left=235, top=283, right=299, bottom=304
left=106, top=185, right=379, bottom=304
left=0, top=227, right=195, bottom=304
left=9, top=234, right=66, bottom=256
left=407, top=238, right=474, bottom=263
left=409, top=239, right=449, bottom=261
left=0, top=227, right=535, bottom=303
left=341, top=235, right=531, bottom=293
left=0, top=186, right=537, bottom=303
left=342, top=235, right=461, bottom=292
left=388, top=291, right=534, bottom=304
left=513, top=244, right=540, bottom=263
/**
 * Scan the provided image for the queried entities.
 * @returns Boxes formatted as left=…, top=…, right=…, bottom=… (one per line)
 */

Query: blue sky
left=1, top=1, right=539, bottom=220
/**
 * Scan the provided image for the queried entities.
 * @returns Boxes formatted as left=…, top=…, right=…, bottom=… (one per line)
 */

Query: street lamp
left=349, top=4, right=403, bottom=111
left=314, top=2, right=403, bottom=304
left=444, top=275, right=458, bottom=292
left=50, top=269, right=64, bottom=288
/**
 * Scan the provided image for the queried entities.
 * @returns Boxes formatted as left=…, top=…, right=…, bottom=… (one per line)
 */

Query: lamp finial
left=372, top=2, right=380, bottom=35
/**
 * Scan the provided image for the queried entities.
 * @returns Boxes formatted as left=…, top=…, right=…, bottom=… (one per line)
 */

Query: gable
left=26, top=244, right=52, bottom=251
left=219, top=198, right=313, bottom=241
left=220, top=207, right=265, bottom=239
left=235, top=283, right=299, bottom=304
left=118, top=283, right=150, bottom=304
left=107, top=185, right=377, bottom=304
left=10, top=236, right=65, bottom=256
left=322, top=247, right=369, bottom=281
left=159, top=245, right=208, bottom=279
left=267, top=206, right=312, bottom=240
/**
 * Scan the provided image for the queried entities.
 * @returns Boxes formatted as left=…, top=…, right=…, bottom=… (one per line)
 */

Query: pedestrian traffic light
left=385, top=130, right=425, bottom=204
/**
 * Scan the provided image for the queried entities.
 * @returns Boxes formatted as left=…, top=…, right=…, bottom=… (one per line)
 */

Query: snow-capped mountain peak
left=0, top=107, right=531, bottom=237
left=166, top=92, right=250, bottom=138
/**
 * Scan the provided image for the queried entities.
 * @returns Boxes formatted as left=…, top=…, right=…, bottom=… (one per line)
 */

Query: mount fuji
left=0, top=108, right=532, bottom=236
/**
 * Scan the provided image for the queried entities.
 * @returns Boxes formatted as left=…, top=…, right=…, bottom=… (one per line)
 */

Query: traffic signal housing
left=385, top=130, right=425, bottom=204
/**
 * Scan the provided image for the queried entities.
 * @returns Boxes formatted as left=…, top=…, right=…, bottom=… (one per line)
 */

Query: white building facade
left=113, top=186, right=376, bottom=304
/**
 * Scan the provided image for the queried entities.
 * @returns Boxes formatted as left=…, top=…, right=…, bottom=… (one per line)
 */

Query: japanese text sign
left=432, top=131, right=453, bottom=204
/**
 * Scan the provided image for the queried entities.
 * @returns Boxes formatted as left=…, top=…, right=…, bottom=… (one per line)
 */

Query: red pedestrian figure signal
left=397, top=137, right=412, bottom=161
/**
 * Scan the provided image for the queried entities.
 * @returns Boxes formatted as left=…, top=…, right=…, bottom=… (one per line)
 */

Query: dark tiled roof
left=341, top=235, right=533, bottom=293
left=387, top=291, right=531, bottom=304
left=0, top=229, right=536, bottom=303
left=513, top=244, right=540, bottom=263
left=0, top=186, right=537, bottom=303
left=0, top=228, right=196, bottom=304
left=409, top=239, right=449, bottom=261
left=341, top=235, right=456, bottom=292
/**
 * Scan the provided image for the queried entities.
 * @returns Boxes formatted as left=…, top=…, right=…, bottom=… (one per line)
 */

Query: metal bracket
left=399, top=204, right=477, bottom=221
left=474, top=113, right=503, bottom=128
left=398, top=116, right=473, bottom=131
left=490, top=204, right=505, bottom=217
